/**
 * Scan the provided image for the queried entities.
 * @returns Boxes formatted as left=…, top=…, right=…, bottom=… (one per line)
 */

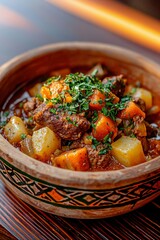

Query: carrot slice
left=40, top=86, right=52, bottom=99
left=41, top=81, right=72, bottom=102
left=109, top=92, right=119, bottom=103
left=119, top=101, right=146, bottom=119
left=89, top=90, right=106, bottom=110
left=53, top=148, right=90, bottom=171
left=92, top=113, right=118, bottom=141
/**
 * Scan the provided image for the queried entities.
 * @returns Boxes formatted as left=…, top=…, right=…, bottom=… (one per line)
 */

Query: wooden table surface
left=0, top=0, right=160, bottom=239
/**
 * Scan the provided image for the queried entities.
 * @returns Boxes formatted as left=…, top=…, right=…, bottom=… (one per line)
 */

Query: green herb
left=91, top=69, right=98, bottom=77
left=131, top=87, right=137, bottom=94
left=98, top=99, right=103, bottom=104
left=130, top=133, right=136, bottom=138
left=3, top=111, right=9, bottom=117
left=103, top=133, right=112, bottom=144
left=50, top=96, right=62, bottom=104
left=91, top=137, right=100, bottom=149
left=99, top=146, right=112, bottom=155
left=98, top=133, right=113, bottom=155
left=50, top=108, right=57, bottom=114
left=43, top=72, right=130, bottom=122
left=20, top=133, right=27, bottom=140
left=91, top=111, right=98, bottom=124
left=86, top=135, right=92, bottom=140
left=66, top=140, right=73, bottom=146
left=118, top=126, right=124, bottom=131
left=66, top=117, right=78, bottom=126
left=19, top=102, right=24, bottom=108
left=44, top=76, right=61, bottom=86
left=101, top=107, right=108, bottom=116
left=91, top=123, right=96, bottom=129
left=36, top=94, right=44, bottom=102
left=28, top=116, right=33, bottom=122
left=0, top=121, right=7, bottom=127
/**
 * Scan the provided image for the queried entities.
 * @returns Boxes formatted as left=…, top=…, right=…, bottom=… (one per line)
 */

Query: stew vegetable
left=0, top=64, right=160, bottom=171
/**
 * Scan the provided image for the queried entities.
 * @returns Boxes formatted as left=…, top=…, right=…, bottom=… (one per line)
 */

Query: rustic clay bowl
left=0, top=42, right=160, bottom=219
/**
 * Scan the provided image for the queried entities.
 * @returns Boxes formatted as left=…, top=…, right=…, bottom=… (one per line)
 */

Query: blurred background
left=0, top=0, right=160, bottom=65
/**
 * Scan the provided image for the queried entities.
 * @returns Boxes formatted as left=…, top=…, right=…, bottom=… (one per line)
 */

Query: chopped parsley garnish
left=44, top=76, right=61, bottom=86
left=87, top=134, right=112, bottom=155
left=36, top=94, right=44, bottom=102
left=44, top=72, right=130, bottom=120
left=19, top=102, right=23, bottom=108
left=3, top=111, right=10, bottom=117
left=131, top=87, right=137, bottom=94
left=0, top=121, right=7, bottom=127
left=91, top=137, right=100, bottom=149
left=20, top=133, right=27, bottom=140
left=50, top=108, right=57, bottom=114
left=66, top=117, right=78, bottom=126
left=99, top=146, right=112, bottom=155
left=42, top=72, right=132, bottom=125
left=90, top=111, right=98, bottom=126
left=130, top=133, right=136, bottom=138
left=99, top=133, right=112, bottom=155
left=91, top=69, right=98, bottom=77
left=28, top=116, right=33, bottom=122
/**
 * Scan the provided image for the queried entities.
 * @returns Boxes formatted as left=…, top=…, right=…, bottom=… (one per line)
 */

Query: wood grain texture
left=0, top=225, right=17, bottom=240
left=0, top=181, right=160, bottom=240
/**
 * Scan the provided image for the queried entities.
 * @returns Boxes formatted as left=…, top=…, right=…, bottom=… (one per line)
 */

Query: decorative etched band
left=0, top=157, right=160, bottom=209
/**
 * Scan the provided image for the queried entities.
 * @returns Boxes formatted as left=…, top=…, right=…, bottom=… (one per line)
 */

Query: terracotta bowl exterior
left=0, top=42, right=160, bottom=219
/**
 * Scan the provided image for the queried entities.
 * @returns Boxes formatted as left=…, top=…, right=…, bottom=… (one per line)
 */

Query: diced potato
left=32, top=127, right=61, bottom=162
left=28, top=83, right=42, bottom=97
left=134, top=122, right=147, bottom=137
left=4, top=116, right=28, bottom=144
left=20, top=135, right=35, bottom=157
left=133, top=88, right=152, bottom=110
left=52, top=148, right=90, bottom=171
left=111, top=136, right=146, bottom=167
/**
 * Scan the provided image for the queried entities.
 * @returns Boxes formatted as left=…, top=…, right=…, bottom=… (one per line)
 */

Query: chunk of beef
left=145, top=122, right=160, bottom=138
left=133, top=115, right=144, bottom=124
left=85, top=145, right=114, bottom=170
left=23, top=97, right=41, bottom=116
left=33, top=103, right=90, bottom=140
left=133, top=98, right=146, bottom=112
left=148, top=139, right=160, bottom=158
left=137, top=137, right=149, bottom=153
left=102, top=75, right=126, bottom=97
